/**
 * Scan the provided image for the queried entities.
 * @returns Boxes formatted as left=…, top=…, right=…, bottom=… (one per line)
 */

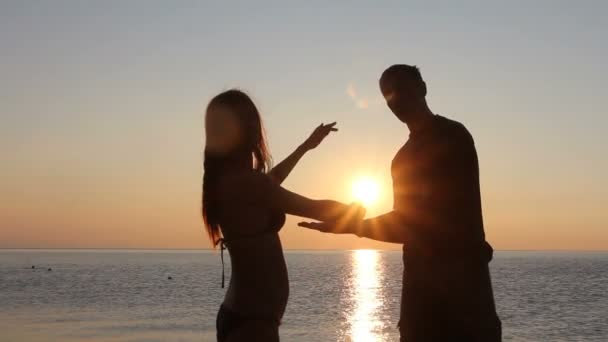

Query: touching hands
left=298, top=203, right=366, bottom=235
left=300, top=122, right=338, bottom=151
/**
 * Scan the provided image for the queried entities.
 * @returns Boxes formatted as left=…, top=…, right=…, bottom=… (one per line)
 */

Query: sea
left=0, top=250, right=606, bottom=342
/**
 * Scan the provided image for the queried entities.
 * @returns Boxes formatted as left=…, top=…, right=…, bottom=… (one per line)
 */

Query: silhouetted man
left=300, top=64, right=502, bottom=341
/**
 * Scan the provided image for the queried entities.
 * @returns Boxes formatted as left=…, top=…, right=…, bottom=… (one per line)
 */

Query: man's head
left=379, top=64, right=427, bottom=123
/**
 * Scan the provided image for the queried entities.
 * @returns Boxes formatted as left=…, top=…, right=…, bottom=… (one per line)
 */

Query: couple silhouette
left=202, top=64, right=502, bottom=341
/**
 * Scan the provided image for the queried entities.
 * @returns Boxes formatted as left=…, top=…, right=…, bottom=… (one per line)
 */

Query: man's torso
left=391, top=115, right=501, bottom=340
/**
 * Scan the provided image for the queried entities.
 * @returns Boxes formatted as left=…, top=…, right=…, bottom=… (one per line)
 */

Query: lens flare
left=352, top=177, right=380, bottom=207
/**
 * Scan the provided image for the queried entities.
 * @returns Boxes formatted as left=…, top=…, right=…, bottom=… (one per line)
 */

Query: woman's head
left=204, top=89, right=271, bottom=171
left=202, top=89, right=272, bottom=246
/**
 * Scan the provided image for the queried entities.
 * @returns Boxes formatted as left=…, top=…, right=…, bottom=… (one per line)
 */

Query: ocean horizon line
left=1, top=247, right=607, bottom=253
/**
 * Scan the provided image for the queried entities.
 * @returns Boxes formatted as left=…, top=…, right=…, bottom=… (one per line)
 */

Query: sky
left=1, top=0, right=606, bottom=250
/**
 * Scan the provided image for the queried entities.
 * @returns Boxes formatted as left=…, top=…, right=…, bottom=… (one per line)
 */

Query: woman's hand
left=300, top=122, right=338, bottom=151
left=268, top=122, right=337, bottom=184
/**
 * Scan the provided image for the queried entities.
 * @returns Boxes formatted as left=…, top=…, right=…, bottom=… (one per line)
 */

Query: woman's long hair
left=202, top=90, right=272, bottom=246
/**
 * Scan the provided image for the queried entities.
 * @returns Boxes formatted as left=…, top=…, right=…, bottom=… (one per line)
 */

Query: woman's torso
left=217, top=172, right=289, bottom=321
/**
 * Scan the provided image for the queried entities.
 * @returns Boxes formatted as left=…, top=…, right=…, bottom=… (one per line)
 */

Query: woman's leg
left=216, top=304, right=279, bottom=342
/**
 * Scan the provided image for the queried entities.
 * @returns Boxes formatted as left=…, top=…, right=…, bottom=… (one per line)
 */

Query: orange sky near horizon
left=2, top=139, right=606, bottom=251
left=1, top=1, right=607, bottom=251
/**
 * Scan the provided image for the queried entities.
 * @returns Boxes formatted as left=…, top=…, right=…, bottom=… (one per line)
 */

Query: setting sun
left=352, top=177, right=380, bottom=207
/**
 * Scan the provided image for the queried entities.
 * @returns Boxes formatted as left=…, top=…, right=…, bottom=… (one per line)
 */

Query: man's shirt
left=391, top=114, right=489, bottom=265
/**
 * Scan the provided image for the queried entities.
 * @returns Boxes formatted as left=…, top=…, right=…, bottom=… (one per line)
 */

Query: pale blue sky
left=1, top=1, right=606, bottom=249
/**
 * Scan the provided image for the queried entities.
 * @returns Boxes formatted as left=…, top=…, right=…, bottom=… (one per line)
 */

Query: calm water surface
left=0, top=250, right=606, bottom=341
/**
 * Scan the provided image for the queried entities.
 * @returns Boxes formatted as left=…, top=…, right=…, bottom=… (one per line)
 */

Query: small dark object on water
left=47, top=268, right=52, bottom=271
left=168, top=276, right=173, bottom=280
left=31, top=265, right=35, bottom=269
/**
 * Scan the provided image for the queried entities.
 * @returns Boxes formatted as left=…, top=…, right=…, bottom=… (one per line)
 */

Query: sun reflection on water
left=346, top=249, right=387, bottom=342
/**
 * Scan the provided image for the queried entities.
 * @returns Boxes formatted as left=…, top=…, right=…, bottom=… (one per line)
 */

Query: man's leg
left=448, top=262, right=502, bottom=342
left=399, top=286, right=448, bottom=342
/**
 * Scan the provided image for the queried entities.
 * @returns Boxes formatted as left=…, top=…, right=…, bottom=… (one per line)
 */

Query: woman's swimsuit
left=216, top=210, right=286, bottom=342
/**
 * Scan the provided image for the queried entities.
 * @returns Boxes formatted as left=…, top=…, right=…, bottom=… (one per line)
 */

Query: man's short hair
left=380, top=64, right=424, bottom=88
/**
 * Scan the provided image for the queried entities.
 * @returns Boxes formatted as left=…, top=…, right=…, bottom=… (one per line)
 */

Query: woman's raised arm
left=268, top=123, right=337, bottom=184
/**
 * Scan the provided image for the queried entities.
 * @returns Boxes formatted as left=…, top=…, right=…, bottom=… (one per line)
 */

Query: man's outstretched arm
left=354, top=211, right=409, bottom=243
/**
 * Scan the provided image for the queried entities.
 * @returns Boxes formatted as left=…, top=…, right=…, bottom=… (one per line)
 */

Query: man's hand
left=297, top=221, right=337, bottom=232
left=297, top=219, right=362, bottom=235
left=300, top=122, right=338, bottom=151
left=298, top=203, right=366, bottom=235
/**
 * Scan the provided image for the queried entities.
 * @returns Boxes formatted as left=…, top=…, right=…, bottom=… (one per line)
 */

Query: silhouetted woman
left=202, top=90, right=361, bottom=341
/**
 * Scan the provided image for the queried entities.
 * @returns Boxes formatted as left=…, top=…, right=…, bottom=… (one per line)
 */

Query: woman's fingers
left=320, top=122, right=338, bottom=135
left=304, top=122, right=338, bottom=150
left=323, top=122, right=338, bottom=132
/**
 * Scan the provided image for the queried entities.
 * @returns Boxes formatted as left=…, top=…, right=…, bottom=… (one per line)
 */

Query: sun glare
left=352, top=177, right=380, bottom=207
